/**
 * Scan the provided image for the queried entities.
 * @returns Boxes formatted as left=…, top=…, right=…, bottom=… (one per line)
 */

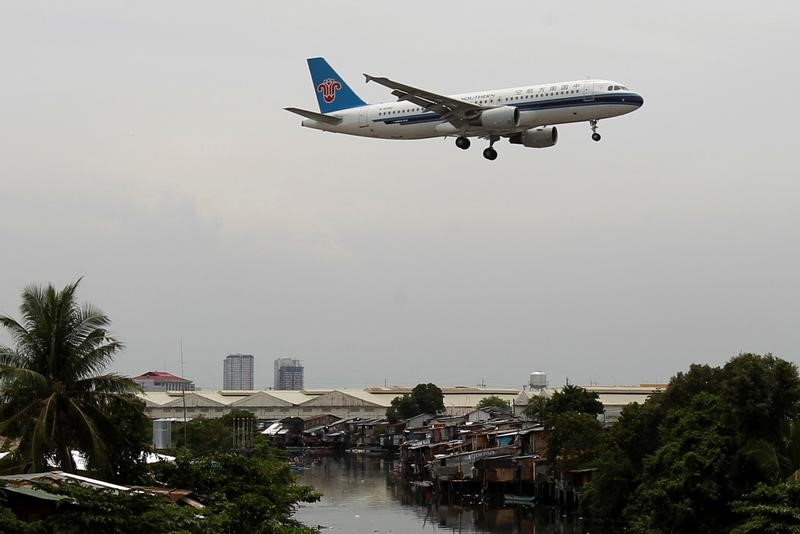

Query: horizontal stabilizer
left=284, top=107, right=342, bottom=125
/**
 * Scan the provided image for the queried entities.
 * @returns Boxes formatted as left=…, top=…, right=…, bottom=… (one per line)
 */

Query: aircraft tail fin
left=307, top=57, right=367, bottom=113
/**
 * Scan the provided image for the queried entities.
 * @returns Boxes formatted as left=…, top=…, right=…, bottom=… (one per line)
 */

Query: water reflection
left=295, top=455, right=583, bottom=534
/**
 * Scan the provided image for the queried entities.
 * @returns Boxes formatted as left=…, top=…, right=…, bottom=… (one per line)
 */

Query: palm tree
left=0, top=279, right=141, bottom=474
left=744, top=421, right=800, bottom=483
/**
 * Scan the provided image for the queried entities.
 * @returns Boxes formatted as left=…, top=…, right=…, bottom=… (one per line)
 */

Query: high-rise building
left=223, top=353, right=254, bottom=390
left=273, top=358, right=304, bottom=390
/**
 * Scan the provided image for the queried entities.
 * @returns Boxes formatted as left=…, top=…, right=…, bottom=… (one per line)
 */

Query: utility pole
left=180, top=338, right=187, bottom=447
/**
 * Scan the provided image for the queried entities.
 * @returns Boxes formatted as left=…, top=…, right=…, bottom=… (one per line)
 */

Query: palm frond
left=742, top=439, right=782, bottom=483
left=67, top=398, right=109, bottom=472
left=30, top=393, right=57, bottom=472
left=74, top=374, right=141, bottom=396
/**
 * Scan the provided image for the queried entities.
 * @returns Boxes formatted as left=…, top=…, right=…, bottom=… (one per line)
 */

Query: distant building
left=274, top=358, right=304, bottom=390
left=133, top=371, right=195, bottom=392
left=223, top=353, right=255, bottom=390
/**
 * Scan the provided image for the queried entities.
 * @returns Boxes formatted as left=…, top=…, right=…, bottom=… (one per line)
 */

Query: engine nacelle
left=478, top=106, right=520, bottom=130
left=509, top=126, right=558, bottom=148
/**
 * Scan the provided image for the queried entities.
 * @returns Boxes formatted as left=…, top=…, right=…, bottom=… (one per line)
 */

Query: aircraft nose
left=631, top=93, right=644, bottom=108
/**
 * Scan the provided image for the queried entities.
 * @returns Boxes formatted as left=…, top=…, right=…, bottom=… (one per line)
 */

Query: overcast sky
left=1, top=1, right=798, bottom=390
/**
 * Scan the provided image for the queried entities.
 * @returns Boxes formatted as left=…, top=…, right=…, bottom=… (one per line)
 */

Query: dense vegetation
left=477, top=395, right=511, bottom=411
left=0, top=280, right=145, bottom=479
left=386, top=383, right=445, bottom=421
left=0, top=281, right=319, bottom=533
left=578, top=353, right=800, bottom=533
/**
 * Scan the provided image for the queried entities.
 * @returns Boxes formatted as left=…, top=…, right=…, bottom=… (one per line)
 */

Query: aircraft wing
left=363, top=74, right=483, bottom=124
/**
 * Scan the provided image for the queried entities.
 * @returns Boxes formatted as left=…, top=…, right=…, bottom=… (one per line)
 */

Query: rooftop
left=133, top=371, right=191, bottom=382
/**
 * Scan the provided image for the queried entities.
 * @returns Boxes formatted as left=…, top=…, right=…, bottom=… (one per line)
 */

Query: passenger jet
left=286, top=57, right=644, bottom=161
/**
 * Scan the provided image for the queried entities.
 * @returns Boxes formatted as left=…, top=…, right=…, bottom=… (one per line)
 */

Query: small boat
left=503, top=494, right=535, bottom=505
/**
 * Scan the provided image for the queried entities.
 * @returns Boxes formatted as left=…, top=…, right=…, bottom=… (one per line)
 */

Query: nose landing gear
left=589, top=119, right=601, bottom=142
left=455, top=136, right=471, bottom=150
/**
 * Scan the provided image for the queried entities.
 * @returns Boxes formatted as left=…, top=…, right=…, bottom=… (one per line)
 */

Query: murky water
left=294, top=455, right=584, bottom=534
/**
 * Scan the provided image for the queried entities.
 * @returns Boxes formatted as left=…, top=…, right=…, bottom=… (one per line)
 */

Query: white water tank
left=153, top=419, right=172, bottom=450
left=529, top=372, right=547, bottom=389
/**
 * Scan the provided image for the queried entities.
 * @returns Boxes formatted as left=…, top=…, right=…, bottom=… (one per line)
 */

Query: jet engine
left=509, top=127, right=558, bottom=148
left=478, top=106, right=520, bottom=130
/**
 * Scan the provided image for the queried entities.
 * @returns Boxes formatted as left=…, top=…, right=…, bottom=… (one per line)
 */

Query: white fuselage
left=302, top=79, right=643, bottom=139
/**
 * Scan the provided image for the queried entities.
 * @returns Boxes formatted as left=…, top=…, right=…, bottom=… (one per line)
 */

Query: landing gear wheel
left=455, top=136, right=471, bottom=150
left=483, top=147, right=498, bottom=160
left=589, top=119, right=601, bottom=142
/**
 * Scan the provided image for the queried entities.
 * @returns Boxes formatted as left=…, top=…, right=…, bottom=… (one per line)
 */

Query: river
left=294, top=455, right=585, bottom=534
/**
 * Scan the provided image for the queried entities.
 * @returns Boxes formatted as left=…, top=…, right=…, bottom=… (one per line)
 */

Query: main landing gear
left=589, top=119, right=601, bottom=142
left=455, top=134, right=499, bottom=160
left=483, top=135, right=500, bottom=160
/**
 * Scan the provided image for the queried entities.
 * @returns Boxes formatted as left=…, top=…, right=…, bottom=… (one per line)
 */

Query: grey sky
left=1, top=1, right=798, bottom=390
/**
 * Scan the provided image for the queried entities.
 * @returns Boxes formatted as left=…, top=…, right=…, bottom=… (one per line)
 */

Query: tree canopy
left=477, top=395, right=511, bottom=411
left=582, top=353, right=800, bottom=533
left=0, top=280, right=143, bottom=477
left=386, top=383, right=445, bottom=422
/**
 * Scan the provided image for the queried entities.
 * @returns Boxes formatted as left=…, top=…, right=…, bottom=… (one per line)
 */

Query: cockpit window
left=607, top=85, right=613, bottom=91
left=620, top=85, right=628, bottom=90
left=613, top=85, right=620, bottom=90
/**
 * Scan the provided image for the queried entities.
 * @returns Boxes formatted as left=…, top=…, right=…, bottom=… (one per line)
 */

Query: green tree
left=522, top=394, right=550, bottom=421
left=476, top=395, right=511, bottom=411
left=98, top=395, right=151, bottom=484
left=742, top=421, right=800, bottom=484
left=523, top=384, right=603, bottom=421
left=583, top=401, right=661, bottom=520
left=731, top=479, right=800, bottom=534
left=625, top=392, right=735, bottom=533
left=173, top=409, right=257, bottom=455
left=546, top=411, right=603, bottom=472
left=548, top=384, right=604, bottom=416
left=152, top=450, right=320, bottom=533
left=0, top=280, right=141, bottom=475
left=386, top=383, right=444, bottom=422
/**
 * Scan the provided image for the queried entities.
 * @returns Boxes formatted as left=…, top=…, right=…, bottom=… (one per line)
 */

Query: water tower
left=529, top=371, right=547, bottom=392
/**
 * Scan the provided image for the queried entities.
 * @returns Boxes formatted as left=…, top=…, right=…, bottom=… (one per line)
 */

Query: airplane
left=285, top=57, right=644, bottom=161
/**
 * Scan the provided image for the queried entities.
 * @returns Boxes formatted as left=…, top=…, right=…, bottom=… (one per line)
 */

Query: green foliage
left=476, top=395, right=511, bottom=411
left=625, top=392, right=735, bottom=533
left=386, top=383, right=444, bottom=422
left=98, top=395, right=151, bottom=484
left=152, top=450, right=320, bottom=534
left=583, top=353, right=800, bottom=533
left=0, top=504, right=39, bottom=533
left=172, top=409, right=257, bottom=455
left=522, top=394, right=550, bottom=421
left=0, top=280, right=143, bottom=477
left=730, top=479, right=800, bottom=533
left=548, top=384, right=604, bottom=416
left=523, top=384, right=603, bottom=422
left=43, top=481, right=206, bottom=534
left=521, top=385, right=605, bottom=475
left=742, top=422, right=800, bottom=484
left=546, top=411, right=603, bottom=472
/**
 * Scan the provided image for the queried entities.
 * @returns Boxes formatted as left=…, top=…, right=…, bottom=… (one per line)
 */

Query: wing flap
left=364, top=74, right=483, bottom=125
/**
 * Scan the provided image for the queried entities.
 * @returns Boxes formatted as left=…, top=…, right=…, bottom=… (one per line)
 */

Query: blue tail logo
left=317, top=78, right=342, bottom=104
left=307, top=57, right=366, bottom=113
